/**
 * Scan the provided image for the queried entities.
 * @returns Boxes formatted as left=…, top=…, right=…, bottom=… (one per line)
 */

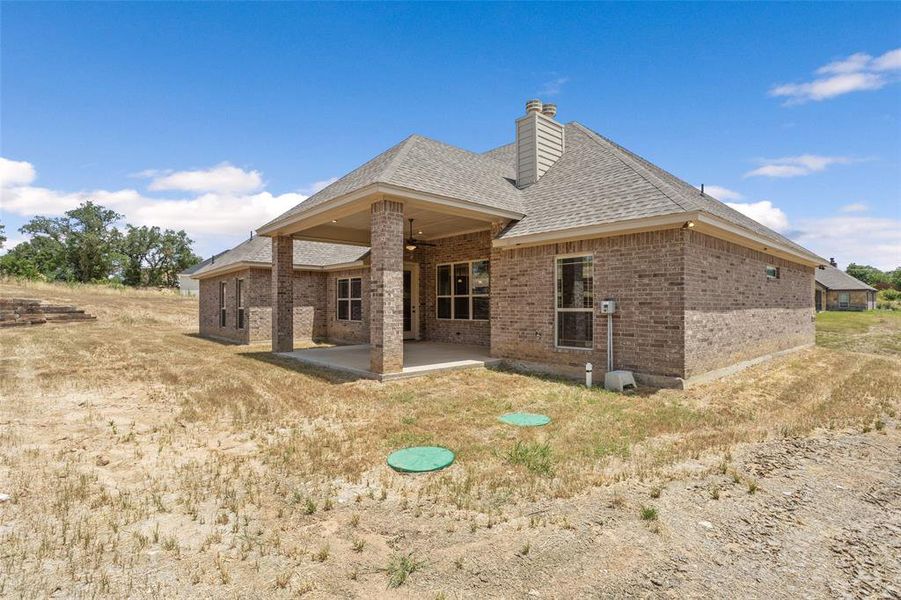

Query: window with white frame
left=556, top=255, right=594, bottom=349
left=336, top=277, right=362, bottom=321
left=235, top=279, right=245, bottom=329
left=766, top=265, right=780, bottom=279
left=218, top=281, right=227, bottom=327
left=436, top=260, right=489, bottom=320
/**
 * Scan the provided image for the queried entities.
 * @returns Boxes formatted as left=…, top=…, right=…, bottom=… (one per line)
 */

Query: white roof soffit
left=493, top=211, right=825, bottom=267
left=192, top=260, right=366, bottom=280
left=256, top=183, right=524, bottom=238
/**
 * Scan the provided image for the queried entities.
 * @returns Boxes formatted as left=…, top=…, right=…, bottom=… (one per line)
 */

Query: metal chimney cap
left=541, top=103, right=557, bottom=118
left=525, top=99, right=543, bottom=114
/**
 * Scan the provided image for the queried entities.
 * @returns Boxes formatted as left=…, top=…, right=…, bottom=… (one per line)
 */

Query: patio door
left=403, top=264, right=419, bottom=340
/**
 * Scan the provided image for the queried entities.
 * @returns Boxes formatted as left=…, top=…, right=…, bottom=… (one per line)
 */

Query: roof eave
left=256, top=182, right=524, bottom=238
left=192, top=259, right=367, bottom=280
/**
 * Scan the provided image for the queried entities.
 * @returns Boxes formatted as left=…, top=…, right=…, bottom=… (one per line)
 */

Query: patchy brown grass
left=1, top=280, right=899, bottom=597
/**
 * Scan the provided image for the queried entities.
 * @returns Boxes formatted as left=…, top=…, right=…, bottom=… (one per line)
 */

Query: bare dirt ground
left=1, top=280, right=899, bottom=598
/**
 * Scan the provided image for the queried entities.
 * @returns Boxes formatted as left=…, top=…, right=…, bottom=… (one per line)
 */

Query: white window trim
left=336, top=277, right=363, bottom=322
left=218, top=281, right=227, bottom=328
left=235, top=278, right=245, bottom=329
left=766, top=265, right=780, bottom=280
left=554, top=253, right=594, bottom=351
left=436, top=259, right=490, bottom=322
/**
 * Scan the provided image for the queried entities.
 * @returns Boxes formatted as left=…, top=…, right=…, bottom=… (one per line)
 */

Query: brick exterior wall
left=419, top=230, right=492, bottom=346
left=369, top=200, right=405, bottom=373
left=490, top=229, right=686, bottom=378
left=326, top=267, right=370, bottom=343
left=683, top=231, right=815, bottom=377
left=199, top=270, right=251, bottom=344
left=198, top=267, right=327, bottom=344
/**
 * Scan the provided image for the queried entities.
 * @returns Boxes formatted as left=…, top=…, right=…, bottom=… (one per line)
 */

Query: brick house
left=195, top=100, right=825, bottom=387
left=814, top=265, right=876, bottom=311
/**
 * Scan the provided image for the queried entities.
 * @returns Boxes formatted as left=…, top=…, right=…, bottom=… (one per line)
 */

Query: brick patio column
left=271, top=235, right=294, bottom=353
left=369, top=199, right=404, bottom=374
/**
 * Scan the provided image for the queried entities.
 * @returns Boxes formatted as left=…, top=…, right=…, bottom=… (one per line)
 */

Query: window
left=337, top=277, right=362, bottom=321
left=436, top=260, right=489, bottom=320
left=218, top=281, right=227, bottom=327
left=556, top=255, right=593, bottom=349
left=235, top=279, right=245, bottom=329
left=839, top=292, right=850, bottom=309
left=766, top=265, right=780, bottom=279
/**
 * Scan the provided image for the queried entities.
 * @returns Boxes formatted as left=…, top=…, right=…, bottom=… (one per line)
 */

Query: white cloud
left=0, top=158, right=316, bottom=252
left=144, top=163, right=264, bottom=194
left=770, top=47, right=901, bottom=104
left=744, top=154, right=853, bottom=178
left=726, top=200, right=790, bottom=232
left=839, top=203, right=868, bottom=213
left=792, top=216, right=901, bottom=271
left=539, top=76, right=570, bottom=97
left=0, top=157, right=37, bottom=187
left=699, top=185, right=743, bottom=201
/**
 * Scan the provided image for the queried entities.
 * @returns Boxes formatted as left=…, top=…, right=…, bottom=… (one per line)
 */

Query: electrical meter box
left=600, top=300, right=616, bottom=314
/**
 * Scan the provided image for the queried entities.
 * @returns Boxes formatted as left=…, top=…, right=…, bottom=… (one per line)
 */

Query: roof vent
left=516, top=99, right=565, bottom=188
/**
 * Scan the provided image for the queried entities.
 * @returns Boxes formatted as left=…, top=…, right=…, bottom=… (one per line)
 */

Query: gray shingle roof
left=262, top=134, right=522, bottom=229
left=261, top=119, right=822, bottom=265
left=192, top=236, right=368, bottom=278
left=179, top=250, right=227, bottom=276
left=815, top=265, right=876, bottom=291
left=496, top=123, right=820, bottom=261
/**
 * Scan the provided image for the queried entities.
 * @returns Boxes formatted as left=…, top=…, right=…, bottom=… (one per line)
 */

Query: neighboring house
left=177, top=251, right=227, bottom=296
left=197, top=99, right=826, bottom=387
left=815, top=265, right=876, bottom=311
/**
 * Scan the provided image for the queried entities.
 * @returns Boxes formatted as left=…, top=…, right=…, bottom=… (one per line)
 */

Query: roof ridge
left=380, top=134, right=420, bottom=182
left=570, top=122, right=691, bottom=214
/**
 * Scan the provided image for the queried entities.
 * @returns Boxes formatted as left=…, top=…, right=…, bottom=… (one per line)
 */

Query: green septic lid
left=499, top=412, right=551, bottom=427
left=387, top=446, right=455, bottom=473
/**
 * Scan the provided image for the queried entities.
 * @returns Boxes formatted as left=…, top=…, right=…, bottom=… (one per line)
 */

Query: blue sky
left=2, top=2, right=899, bottom=268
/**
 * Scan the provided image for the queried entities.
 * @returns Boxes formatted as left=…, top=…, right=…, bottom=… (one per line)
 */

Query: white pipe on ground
left=607, top=312, right=613, bottom=373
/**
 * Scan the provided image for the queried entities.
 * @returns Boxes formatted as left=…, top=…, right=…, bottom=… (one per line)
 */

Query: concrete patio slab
left=277, top=341, right=501, bottom=381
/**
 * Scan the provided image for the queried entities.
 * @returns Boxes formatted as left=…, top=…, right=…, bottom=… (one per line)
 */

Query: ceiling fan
left=405, top=218, right=435, bottom=251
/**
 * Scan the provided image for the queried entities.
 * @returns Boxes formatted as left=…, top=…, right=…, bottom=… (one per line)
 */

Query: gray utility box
left=600, top=300, right=616, bottom=314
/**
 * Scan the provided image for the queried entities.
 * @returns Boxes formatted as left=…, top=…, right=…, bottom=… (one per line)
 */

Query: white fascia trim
left=694, top=213, right=826, bottom=267
left=193, top=260, right=366, bottom=280
left=256, top=182, right=523, bottom=236
left=492, top=212, right=694, bottom=248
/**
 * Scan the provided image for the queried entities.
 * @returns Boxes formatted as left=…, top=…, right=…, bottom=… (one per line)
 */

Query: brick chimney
left=515, top=99, right=565, bottom=188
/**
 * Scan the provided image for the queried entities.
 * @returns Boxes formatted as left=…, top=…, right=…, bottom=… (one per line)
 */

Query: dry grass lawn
left=1, top=279, right=899, bottom=598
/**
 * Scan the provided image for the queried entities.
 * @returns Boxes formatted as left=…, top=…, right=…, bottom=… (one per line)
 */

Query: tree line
left=845, top=263, right=901, bottom=291
left=0, top=201, right=201, bottom=287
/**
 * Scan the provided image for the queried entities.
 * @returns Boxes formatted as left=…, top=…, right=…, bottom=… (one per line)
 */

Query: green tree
left=0, top=222, right=6, bottom=249
left=121, top=224, right=200, bottom=287
left=121, top=225, right=162, bottom=286
left=845, top=263, right=888, bottom=288
left=887, top=267, right=901, bottom=291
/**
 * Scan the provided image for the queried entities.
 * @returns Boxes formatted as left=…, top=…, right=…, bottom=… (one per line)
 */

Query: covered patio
left=278, top=341, right=501, bottom=381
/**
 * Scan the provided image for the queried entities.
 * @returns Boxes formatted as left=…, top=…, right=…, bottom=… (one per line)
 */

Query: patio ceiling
left=272, top=189, right=509, bottom=246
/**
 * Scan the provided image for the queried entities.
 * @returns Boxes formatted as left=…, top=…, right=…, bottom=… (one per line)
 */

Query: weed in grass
left=747, top=480, right=758, bottom=494
left=506, top=441, right=554, bottom=476
left=710, top=487, right=720, bottom=500
left=519, top=542, right=530, bottom=556
left=275, top=571, right=291, bottom=589
left=454, top=557, right=464, bottom=570
left=304, top=498, right=317, bottom=515
left=350, top=514, right=360, bottom=527
left=610, top=493, right=626, bottom=509
left=640, top=506, right=658, bottom=521
left=352, top=539, right=365, bottom=553
left=313, top=545, right=329, bottom=562
left=650, top=485, right=663, bottom=499
left=386, top=553, right=422, bottom=588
